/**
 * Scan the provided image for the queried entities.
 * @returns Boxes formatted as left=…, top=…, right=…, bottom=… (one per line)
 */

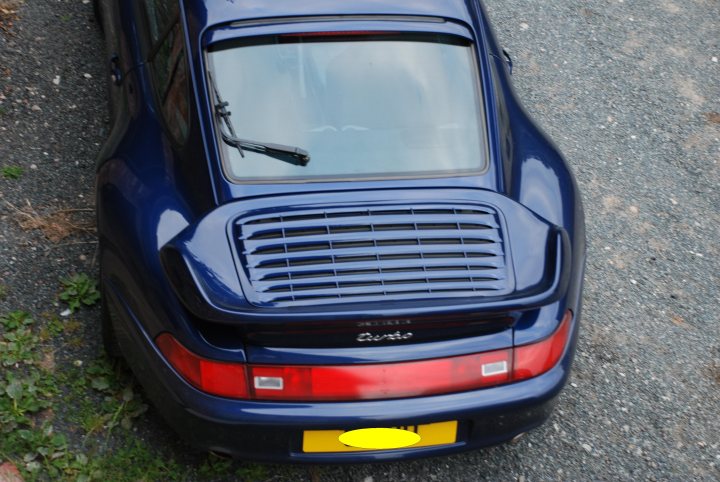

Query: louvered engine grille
left=234, top=205, right=511, bottom=307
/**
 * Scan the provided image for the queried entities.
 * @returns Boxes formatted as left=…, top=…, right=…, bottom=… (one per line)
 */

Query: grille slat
left=247, top=244, right=504, bottom=269
left=241, top=213, right=498, bottom=239
left=252, top=268, right=506, bottom=288
left=248, top=254, right=505, bottom=278
left=234, top=204, right=511, bottom=307
left=255, top=280, right=508, bottom=301
left=265, top=290, right=503, bottom=307
left=242, top=229, right=502, bottom=252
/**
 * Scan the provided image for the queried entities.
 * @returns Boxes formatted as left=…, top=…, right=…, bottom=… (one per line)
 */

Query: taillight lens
left=155, top=311, right=572, bottom=401
left=512, top=310, right=573, bottom=381
left=155, top=333, right=248, bottom=398
left=249, top=349, right=511, bottom=401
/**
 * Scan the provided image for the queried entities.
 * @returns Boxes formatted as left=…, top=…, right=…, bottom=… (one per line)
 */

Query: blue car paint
left=95, top=0, right=586, bottom=461
left=105, top=273, right=579, bottom=462
left=105, top=271, right=580, bottom=462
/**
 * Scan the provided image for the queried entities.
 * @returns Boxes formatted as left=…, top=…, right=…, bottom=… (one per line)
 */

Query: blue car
left=94, top=0, right=586, bottom=462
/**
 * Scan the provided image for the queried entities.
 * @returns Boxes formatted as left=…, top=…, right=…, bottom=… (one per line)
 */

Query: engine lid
left=161, top=188, right=570, bottom=324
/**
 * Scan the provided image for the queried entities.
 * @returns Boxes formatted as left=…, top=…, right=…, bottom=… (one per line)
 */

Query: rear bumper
left=110, top=286, right=578, bottom=463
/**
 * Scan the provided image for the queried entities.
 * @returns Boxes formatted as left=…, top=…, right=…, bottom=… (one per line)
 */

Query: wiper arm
left=219, top=132, right=311, bottom=167
left=208, top=72, right=310, bottom=167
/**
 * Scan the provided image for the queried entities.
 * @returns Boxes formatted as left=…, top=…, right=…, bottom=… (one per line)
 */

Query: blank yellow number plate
left=303, top=421, right=458, bottom=453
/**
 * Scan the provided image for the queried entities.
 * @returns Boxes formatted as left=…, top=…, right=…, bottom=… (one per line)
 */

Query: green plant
left=59, top=274, right=100, bottom=313
left=0, top=310, right=33, bottom=330
left=0, top=284, right=7, bottom=300
left=1, top=423, right=97, bottom=480
left=76, top=359, right=148, bottom=437
left=39, top=315, right=64, bottom=341
left=0, top=326, right=39, bottom=366
left=87, top=440, right=183, bottom=482
left=0, top=312, right=39, bottom=367
left=1, top=166, right=23, bottom=179
left=0, top=371, right=54, bottom=432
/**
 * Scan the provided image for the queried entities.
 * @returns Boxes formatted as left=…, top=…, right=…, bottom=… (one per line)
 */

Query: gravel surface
left=1, top=0, right=718, bottom=480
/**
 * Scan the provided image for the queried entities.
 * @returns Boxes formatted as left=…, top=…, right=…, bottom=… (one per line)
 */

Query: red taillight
left=249, top=349, right=511, bottom=401
left=155, top=333, right=248, bottom=398
left=155, top=311, right=572, bottom=401
left=513, top=310, right=573, bottom=381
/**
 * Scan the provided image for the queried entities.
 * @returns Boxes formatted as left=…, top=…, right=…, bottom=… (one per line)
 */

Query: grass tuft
left=1, top=166, right=23, bottom=179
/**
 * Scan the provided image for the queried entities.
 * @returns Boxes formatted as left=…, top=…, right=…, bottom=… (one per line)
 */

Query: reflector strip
left=481, top=361, right=508, bottom=377
left=254, top=376, right=284, bottom=390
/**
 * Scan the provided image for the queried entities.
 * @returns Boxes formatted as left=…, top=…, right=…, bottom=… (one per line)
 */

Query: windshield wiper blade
left=220, top=132, right=311, bottom=167
left=208, top=72, right=310, bottom=167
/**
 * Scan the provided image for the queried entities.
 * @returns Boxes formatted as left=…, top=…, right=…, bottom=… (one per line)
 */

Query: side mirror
left=502, top=49, right=513, bottom=75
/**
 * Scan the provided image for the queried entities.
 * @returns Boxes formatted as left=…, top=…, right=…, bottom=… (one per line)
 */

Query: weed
left=9, top=424, right=94, bottom=478
left=38, top=314, right=65, bottom=341
left=0, top=310, right=32, bottom=330
left=61, top=358, right=148, bottom=439
left=86, top=359, right=148, bottom=434
left=0, top=311, right=39, bottom=368
left=0, top=326, right=39, bottom=366
left=234, top=462, right=271, bottom=481
left=1, top=166, right=23, bottom=179
left=0, top=306, right=273, bottom=482
left=198, top=454, right=234, bottom=479
left=0, top=371, right=55, bottom=431
left=0, top=284, right=7, bottom=300
left=87, top=440, right=183, bottom=482
left=59, top=273, right=100, bottom=313
left=196, top=453, right=271, bottom=481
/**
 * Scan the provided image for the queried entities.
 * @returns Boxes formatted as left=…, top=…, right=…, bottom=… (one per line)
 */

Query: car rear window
left=206, top=32, right=488, bottom=182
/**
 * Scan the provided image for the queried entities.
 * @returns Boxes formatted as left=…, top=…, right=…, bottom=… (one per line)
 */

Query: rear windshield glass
left=206, top=32, right=487, bottom=182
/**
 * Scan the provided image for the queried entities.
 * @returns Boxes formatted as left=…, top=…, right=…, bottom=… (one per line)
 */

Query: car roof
left=185, top=0, right=475, bottom=30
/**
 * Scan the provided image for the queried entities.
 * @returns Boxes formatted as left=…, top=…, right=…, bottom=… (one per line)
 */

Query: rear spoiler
left=161, top=189, right=571, bottom=325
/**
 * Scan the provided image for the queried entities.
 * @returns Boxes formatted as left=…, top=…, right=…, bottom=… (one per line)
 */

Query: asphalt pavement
left=0, top=0, right=718, bottom=480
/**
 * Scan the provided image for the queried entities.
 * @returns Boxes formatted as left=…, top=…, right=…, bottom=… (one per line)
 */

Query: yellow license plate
left=302, top=421, right=458, bottom=453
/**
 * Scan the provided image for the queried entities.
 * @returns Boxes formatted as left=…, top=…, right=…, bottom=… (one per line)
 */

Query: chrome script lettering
left=357, top=331, right=414, bottom=343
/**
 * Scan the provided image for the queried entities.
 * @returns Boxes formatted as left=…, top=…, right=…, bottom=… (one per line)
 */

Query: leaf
left=121, top=416, right=132, bottom=430
left=91, top=377, right=110, bottom=391
left=51, top=433, right=66, bottom=447
left=121, top=386, right=134, bottom=402
left=5, top=379, right=22, bottom=400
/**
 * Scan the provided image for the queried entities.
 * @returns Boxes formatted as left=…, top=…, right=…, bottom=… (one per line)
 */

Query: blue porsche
left=94, top=0, right=586, bottom=462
